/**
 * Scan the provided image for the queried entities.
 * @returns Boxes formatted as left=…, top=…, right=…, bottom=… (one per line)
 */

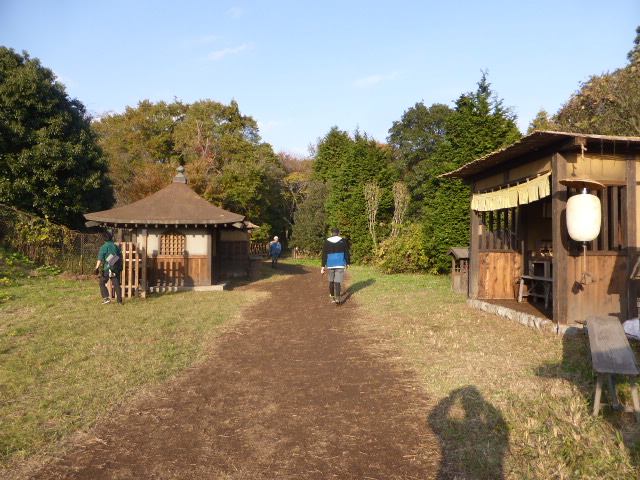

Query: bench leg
left=608, top=375, right=620, bottom=409
left=631, top=377, right=640, bottom=423
left=594, top=374, right=604, bottom=416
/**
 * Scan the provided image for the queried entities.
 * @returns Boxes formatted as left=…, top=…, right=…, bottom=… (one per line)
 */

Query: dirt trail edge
left=32, top=263, right=440, bottom=479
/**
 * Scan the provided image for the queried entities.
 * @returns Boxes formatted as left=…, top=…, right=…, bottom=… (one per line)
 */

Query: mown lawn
left=0, top=250, right=265, bottom=474
left=2, top=253, right=640, bottom=479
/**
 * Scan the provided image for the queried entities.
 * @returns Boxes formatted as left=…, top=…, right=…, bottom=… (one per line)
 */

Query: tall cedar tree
left=290, top=180, right=330, bottom=254
left=424, top=74, right=521, bottom=273
left=0, top=47, right=113, bottom=227
left=310, top=128, right=397, bottom=261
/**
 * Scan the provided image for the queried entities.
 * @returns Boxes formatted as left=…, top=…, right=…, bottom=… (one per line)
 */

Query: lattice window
left=479, top=207, right=519, bottom=251
left=160, top=232, right=186, bottom=255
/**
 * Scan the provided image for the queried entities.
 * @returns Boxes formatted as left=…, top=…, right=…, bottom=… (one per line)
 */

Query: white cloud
left=257, top=119, right=285, bottom=133
left=208, top=43, right=254, bottom=61
left=353, top=71, right=401, bottom=88
left=53, top=71, right=77, bottom=88
left=229, top=7, right=244, bottom=18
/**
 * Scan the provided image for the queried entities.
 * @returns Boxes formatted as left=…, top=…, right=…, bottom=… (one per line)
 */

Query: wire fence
left=0, top=204, right=309, bottom=275
left=0, top=204, right=103, bottom=275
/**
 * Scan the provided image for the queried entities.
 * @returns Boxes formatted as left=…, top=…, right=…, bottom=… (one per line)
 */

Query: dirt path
left=32, top=263, right=440, bottom=479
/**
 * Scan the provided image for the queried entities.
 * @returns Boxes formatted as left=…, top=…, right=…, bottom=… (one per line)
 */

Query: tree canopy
left=552, top=26, right=640, bottom=136
left=310, top=129, right=397, bottom=261
left=387, top=102, right=452, bottom=214
left=0, top=47, right=113, bottom=228
left=93, top=99, right=288, bottom=238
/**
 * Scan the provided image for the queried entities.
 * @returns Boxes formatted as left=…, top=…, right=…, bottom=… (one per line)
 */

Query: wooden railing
left=109, top=242, right=143, bottom=299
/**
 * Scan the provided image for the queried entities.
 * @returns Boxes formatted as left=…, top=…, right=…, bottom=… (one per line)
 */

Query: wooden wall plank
left=552, top=153, right=568, bottom=323
left=469, top=205, right=480, bottom=299
left=627, top=154, right=638, bottom=317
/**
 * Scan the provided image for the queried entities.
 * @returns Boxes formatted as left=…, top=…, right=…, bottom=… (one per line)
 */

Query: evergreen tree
left=424, top=73, right=521, bottom=273
left=312, top=127, right=352, bottom=184
left=319, top=131, right=397, bottom=262
left=290, top=180, right=329, bottom=254
left=0, top=47, right=113, bottom=227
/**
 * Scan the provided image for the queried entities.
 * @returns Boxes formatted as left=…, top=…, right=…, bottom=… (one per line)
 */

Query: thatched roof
left=441, top=131, right=640, bottom=180
left=85, top=170, right=244, bottom=227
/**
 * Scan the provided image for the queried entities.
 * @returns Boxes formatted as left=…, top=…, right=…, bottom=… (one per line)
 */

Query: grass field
left=2, top=253, right=640, bottom=478
left=345, top=264, right=640, bottom=479
left=0, top=249, right=265, bottom=473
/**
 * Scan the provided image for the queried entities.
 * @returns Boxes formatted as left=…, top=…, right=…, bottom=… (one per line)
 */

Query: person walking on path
left=269, top=236, right=282, bottom=269
left=94, top=231, right=123, bottom=304
left=321, top=227, right=350, bottom=305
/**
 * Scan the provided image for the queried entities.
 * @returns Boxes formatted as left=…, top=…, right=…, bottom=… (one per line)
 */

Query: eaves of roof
left=440, top=131, right=640, bottom=180
left=84, top=181, right=245, bottom=226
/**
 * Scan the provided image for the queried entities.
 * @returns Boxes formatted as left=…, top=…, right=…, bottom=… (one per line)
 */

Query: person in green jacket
left=94, top=230, right=123, bottom=304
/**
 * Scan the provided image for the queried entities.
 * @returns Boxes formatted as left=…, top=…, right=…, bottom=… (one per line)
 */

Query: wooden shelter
left=448, top=247, right=469, bottom=294
left=441, top=131, right=640, bottom=325
left=85, top=167, right=254, bottom=295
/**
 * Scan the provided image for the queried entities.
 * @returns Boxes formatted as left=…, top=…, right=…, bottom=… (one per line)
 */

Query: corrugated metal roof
left=441, top=131, right=640, bottom=179
left=85, top=181, right=245, bottom=226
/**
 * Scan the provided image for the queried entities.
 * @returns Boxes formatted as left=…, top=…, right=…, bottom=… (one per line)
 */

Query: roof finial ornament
left=173, top=165, right=187, bottom=184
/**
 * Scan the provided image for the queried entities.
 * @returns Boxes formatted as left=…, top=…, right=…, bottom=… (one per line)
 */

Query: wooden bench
left=518, top=275, right=552, bottom=308
left=586, top=316, right=640, bottom=421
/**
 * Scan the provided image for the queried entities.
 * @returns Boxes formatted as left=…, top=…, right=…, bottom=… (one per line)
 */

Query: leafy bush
left=375, top=223, right=429, bottom=273
left=35, top=265, right=62, bottom=276
left=250, top=223, right=272, bottom=243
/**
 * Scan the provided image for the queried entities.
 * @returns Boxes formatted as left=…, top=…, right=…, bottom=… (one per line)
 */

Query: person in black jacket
left=320, top=227, right=350, bottom=305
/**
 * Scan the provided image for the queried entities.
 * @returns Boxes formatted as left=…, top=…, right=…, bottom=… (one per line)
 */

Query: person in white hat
left=269, top=235, right=282, bottom=268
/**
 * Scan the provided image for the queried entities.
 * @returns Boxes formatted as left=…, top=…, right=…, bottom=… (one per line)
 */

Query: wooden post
left=141, top=230, right=148, bottom=299
left=552, top=153, right=568, bottom=324
left=207, top=226, right=213, bottom=285
left=627, top=153, right=638, bottom=318
left=469, top=182, right=480, bottom=299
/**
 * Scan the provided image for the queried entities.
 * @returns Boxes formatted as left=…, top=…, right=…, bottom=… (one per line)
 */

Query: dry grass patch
left=348, top=266, right=640, bottom=479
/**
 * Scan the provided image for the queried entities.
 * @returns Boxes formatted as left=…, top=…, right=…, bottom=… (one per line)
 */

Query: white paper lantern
left=566, top=193, right=601, bottom=242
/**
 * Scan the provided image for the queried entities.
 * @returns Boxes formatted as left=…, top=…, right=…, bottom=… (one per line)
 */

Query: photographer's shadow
left=429, top=385, right=508, bottom=479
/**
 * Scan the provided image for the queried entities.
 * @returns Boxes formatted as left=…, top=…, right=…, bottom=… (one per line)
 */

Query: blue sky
left=1, top=1, right=639, bottom=156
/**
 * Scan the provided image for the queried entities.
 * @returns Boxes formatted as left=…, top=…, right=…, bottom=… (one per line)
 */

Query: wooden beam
left=552, top=153, right=568, bottom=324
left=469, top=183, right=481, bottom=299
left=557, top=136, right=587, bottom=152
left=627, top=154, right=638, bottom=318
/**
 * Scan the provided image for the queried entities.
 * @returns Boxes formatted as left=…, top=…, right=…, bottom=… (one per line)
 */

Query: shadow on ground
left=429, top=385, right=508, bottom=479
left=340, top=277, right=376, bottom=305
left=226, top=261, right=308, bottom=290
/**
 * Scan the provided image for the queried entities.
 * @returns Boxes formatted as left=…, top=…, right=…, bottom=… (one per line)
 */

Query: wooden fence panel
left=477, top=251, right=521, bottom=299
left=108, top=242, right=141, bottom=299
left=148, top=255, right=209, bottom=287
